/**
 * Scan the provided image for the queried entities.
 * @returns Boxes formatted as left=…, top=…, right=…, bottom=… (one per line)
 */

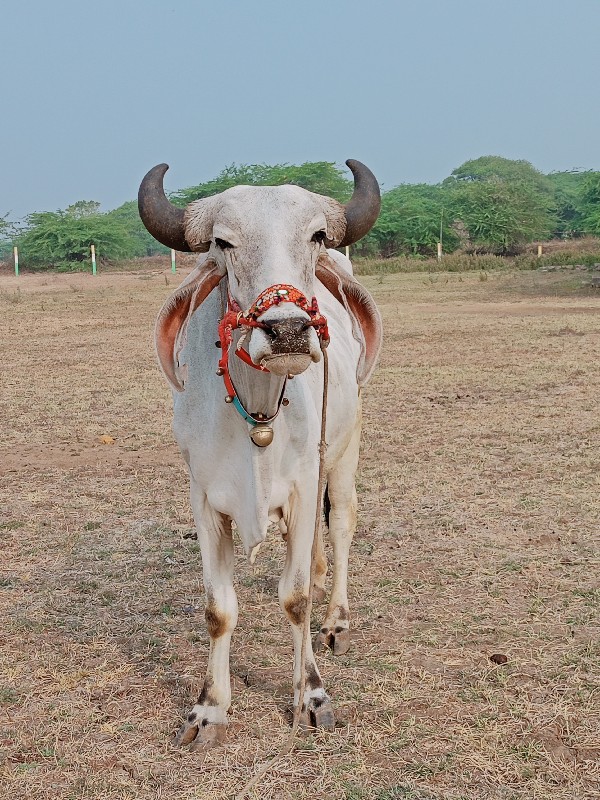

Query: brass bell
left=250, top=424, right=274, bottom=447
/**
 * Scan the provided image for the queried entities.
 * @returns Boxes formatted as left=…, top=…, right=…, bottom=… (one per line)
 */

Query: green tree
left=172, top=161, right=353, bottom=205
left=0, top=213, right=21, bottom=260
left=107, top=200, right=168, bottom=257
left=446, top=156, right=556, bottom=253
left=65, top=200, right=102, bottom=218
left=0, top=213, right=10, bottom=236
left=0, top=214, right=10, bottom=258
left=448, top=155, right=554, bottom=195
left=361, top=184, right=458, bottom=257
left=16, top=203, right=137, bottom=269
left=579, top=172, right=600, bottom=235
left=448, top=178, right=554, bottom=254
left=546, top=171, right=589, bottom=237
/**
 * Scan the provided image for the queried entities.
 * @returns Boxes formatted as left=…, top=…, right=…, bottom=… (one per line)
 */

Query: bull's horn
left=339, top=159, right=381, bottom=247
left=138, top=163, right=193, bottom=253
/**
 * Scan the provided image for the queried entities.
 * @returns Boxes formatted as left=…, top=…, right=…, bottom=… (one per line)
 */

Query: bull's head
left=139, top=161, right=381, bottom=388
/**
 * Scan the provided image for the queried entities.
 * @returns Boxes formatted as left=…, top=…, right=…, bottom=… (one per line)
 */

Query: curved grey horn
left=339, top=159, right=381, bottom=247
left=138, top=164, right=195, bottom=253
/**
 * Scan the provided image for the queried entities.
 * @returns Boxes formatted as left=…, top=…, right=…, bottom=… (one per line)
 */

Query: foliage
left=445, top=156, right=557, bottom=253
left=0, top=240, right=13, bottom=260
left=447, top=155, right=554, bottom=196
left=0, top=213, right=20, bottom=259
left=579, top=172, right=600, bottom=235
left=171, top=161, right=353, bottom=206
left=447, top=178, right=555, bottom=254
left=359, top=183, right=459, bottom=257
left=106, top=201, right=168, bottom=257
left=0, top=212, right=12, bottom=237
left=64, top=200, right=102, bottom=218
left=8, top=155, right=600, bottom=268
left=16, top=203, right=138, bottom=269
left=545, top=171, right=588, bottom=237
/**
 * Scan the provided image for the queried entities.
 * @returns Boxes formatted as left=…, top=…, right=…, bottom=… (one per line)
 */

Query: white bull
left=138, top=160, right=382, bottom=749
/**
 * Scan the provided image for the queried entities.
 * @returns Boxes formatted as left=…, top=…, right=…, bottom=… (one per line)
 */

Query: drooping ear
left=316, top=253, right=382, bottom=387
left=155, top=260, right=225, bottom=391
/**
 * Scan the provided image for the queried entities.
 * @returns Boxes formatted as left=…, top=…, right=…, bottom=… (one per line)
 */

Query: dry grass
left=526, top=236, right=600, bottom=256
left=0, top=267, right=599, bottom=800
left=353, top=237, right=600, bottom=276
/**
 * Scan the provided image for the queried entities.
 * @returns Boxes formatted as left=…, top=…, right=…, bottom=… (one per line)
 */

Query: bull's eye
left=311, top=230, right=327, bottom=245
left=215, top=237, right=234, bottom=250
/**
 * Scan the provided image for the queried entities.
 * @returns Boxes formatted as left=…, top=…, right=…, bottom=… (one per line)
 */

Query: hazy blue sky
left=2, top=0, right=599, bottom=219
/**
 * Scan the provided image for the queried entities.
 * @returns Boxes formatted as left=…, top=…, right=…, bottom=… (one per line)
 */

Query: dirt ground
left=1, top=267, right=599, bottom=800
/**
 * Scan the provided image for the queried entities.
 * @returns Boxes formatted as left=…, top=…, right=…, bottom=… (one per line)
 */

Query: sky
left=2, top=0, right=599, bottom=220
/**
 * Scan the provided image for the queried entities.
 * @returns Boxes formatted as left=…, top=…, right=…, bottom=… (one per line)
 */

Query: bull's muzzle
left=263, top=317, right=312, bottom=353
left=248, top=308, right=322, bottom=376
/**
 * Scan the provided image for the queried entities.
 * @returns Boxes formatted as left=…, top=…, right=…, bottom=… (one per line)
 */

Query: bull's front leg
left=279, top=491, right=335, bottom=731
left=176, top=482, right=238, bottom=750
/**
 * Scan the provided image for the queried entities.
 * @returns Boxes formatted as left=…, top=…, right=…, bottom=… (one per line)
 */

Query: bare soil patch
left=1, top=268, right=598, bottom=799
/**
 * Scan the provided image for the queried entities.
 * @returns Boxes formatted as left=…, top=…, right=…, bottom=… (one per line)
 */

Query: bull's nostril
left=266, top=318, right=310, bottom=339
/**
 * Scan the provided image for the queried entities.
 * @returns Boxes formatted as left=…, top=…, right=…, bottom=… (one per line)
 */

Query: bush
left=579, top=173, right=600, bottom=235
left=106, top=201, right=168, bottom=257
left=15, top=202, right=139, bottom=269
left=447, top=178, right=555, bottom=254
left=357, top=184, right=459, bottom=257
left=444, top=156, right=557, bottom=254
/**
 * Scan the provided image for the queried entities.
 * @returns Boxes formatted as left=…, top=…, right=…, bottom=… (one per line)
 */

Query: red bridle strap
left=216, top=283, right=329, bottom=419
left=239, top=284, right=329, bottom=343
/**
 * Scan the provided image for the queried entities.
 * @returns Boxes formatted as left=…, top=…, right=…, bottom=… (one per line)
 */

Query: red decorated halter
left=216, top=283, right=329, bottom=425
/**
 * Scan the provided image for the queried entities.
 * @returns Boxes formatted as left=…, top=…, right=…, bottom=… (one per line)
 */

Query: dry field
left=1, top=267, right=599, bottom=800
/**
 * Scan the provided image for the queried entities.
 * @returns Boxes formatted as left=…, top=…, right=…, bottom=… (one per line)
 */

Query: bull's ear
left=155, top=260, right=224, bottom=391
left=316, top=253, right=382, bottom=387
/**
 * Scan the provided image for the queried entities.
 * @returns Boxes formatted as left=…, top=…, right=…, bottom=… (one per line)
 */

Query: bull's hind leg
left=175, top=482, right=238, bottom=750
left=315, top=415, right=361, bottom=656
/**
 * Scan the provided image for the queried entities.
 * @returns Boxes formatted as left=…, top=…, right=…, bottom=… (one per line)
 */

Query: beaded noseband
left=216, top=284, right=329, bottom=434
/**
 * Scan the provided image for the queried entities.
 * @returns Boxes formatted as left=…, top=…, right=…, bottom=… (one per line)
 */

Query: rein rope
left=234, top=342, right=330, bottom=800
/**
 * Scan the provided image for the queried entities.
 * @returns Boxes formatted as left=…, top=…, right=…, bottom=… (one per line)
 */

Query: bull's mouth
left=259, top=352, right=314, bottom=376
left=248, top=321, right=322, bottom=376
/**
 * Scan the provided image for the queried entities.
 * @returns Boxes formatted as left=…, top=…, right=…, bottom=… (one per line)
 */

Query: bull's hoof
left=298, top=696, right=335, bottom=732
left=175, top=719, right=227, bottom=751
left=314, top=626, right=350, bottom=656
